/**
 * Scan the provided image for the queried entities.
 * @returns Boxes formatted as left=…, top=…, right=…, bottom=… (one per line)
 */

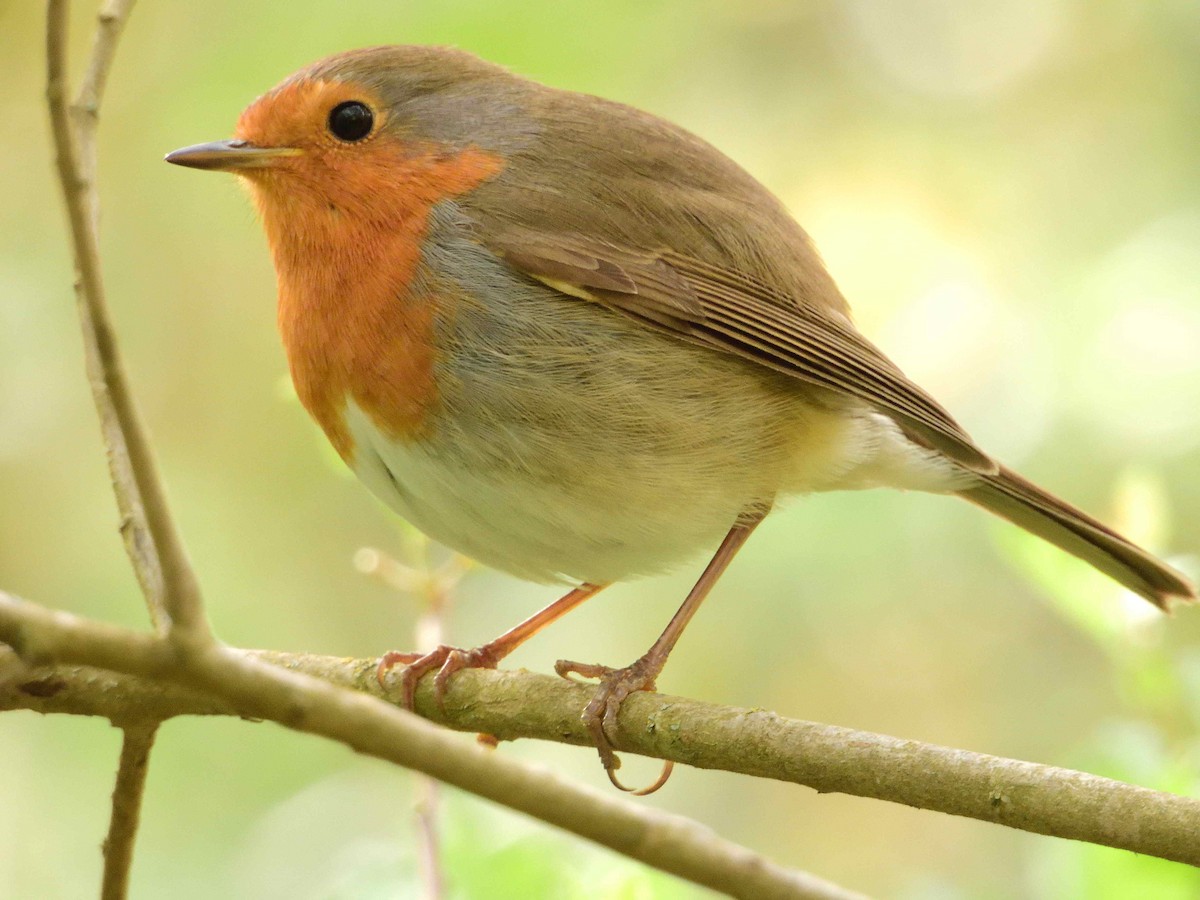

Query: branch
left=3, top=596, right=1199, bottom=868
left=46, top=0, right=207, bottom=643
left=45, top=2, right=212, bottom=894
left=0, top=595, right=853, bottom=900
left=101, top=723, right=158, bottom=900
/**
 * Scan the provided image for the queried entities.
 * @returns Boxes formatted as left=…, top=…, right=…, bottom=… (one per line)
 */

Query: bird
left=166, top=44, right=1195, bottom=793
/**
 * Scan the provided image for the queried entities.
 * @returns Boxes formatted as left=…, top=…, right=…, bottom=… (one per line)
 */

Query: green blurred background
left=3, top=0, right=1200, bottom=896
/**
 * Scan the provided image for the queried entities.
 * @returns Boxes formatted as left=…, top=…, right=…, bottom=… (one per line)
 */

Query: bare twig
left=410, top=548, right=449, bottom=900
left=3, top=596, right=1200, bottom=870
left=44, top=3, right=200, bottom=897
left=46, top=0, right=208, bottom=644
left=413, top=756, right=445, bottom=900
left=357, top=541, right=456, bottom=900
left=101, top=723, right=159, bottom=900
left=73, top=0, right=136, bottom=227
left=0, top=595, right=853, bottom=900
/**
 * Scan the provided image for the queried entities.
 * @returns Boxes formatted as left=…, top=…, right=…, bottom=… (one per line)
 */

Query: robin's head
left=165, top=46, right=521, bottom=221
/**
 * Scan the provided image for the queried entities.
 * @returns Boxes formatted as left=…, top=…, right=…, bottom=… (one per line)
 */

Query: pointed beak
left=164, top=139, right=302, bottom=172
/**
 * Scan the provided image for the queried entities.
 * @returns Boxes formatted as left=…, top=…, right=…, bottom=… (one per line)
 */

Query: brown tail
left=958, top=465, right=1195, bottom=610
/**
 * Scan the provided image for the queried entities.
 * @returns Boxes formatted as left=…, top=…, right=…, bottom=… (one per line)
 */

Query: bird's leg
left=378, top=582, right=607, bottom=710
left=555, top=508, right=767, bottom=795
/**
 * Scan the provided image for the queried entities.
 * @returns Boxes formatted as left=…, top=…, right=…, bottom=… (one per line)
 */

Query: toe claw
left=377, top=644, right=454, bottom=710
left=433, top=650, right=468, bottom=713
left=399, top=664, right=424, bottom=710
left=379, top=643, right=502, bottom=712
left=555, top=659, right=616, bottom=683
left=564, top=654, right=676, bottom=795
left=605, top=758, right=674, bottom=796
left=376, top=650, right=422, bottom=689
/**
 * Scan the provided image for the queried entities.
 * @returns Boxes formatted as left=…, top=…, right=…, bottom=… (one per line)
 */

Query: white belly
left=343, top=350, right=963, bottom=586
left=348, top=398, right=747, bottom=584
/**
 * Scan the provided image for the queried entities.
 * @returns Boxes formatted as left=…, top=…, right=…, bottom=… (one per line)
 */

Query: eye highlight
left=327, top=101, right=374, bottom=142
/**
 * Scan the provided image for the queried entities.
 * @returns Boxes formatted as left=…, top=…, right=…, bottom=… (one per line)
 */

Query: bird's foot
left=377, top=643, right=502, bottom=711
left=554, top=656, right=674, bottom=795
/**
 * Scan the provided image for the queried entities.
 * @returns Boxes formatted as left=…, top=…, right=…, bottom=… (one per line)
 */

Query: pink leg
left=378, top=583, right=607, bottom=709
left=556, top=509, right=767, bottom=794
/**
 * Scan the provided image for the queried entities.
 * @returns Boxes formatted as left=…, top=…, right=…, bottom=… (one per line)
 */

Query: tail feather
left=958, top=465, right=1195, bottom=610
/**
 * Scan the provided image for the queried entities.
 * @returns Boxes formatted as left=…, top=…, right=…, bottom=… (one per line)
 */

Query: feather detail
left=489, top=229, right=996, bottom=474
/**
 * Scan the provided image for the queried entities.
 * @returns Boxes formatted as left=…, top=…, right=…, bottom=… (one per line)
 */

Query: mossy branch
left=3, top=595, right=1199, bottom=869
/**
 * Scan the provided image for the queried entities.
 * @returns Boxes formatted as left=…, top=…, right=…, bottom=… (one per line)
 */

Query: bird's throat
left=251, top=146, right=504, bottom=462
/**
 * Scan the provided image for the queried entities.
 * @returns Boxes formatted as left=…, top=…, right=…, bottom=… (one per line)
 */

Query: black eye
left=327, top=101, right=374, bottom=142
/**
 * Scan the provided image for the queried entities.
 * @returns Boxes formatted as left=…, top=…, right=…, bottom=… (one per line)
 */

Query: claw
left=432, top=648, right=490, bottom=712
left=377, top=644, right=500, bottom=710
left=553, top=516, right=764, bottom=794
left=556, top=655, right=674, bottom=796
left=377, top=584, right=608, bottom=711
left=553, top=659, right=614, bottom=684
left=607, top=760, right=674, bottom=796
left=376, top=650, right=421, bottom=691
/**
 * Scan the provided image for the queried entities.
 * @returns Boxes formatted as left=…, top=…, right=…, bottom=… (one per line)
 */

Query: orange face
left=169, top=74, right=505, bottom=461
left=231, top=79, right=409, bottom=224
left=226, top=75, right=504, bottom=232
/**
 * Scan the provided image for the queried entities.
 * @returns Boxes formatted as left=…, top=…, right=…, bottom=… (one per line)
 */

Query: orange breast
left=251, top=140, right=503, bottom=462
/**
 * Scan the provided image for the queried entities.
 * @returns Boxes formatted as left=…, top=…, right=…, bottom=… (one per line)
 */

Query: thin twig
left=2, top=595, right=1200, bottom=870
left=73, top=0, right=135, bottom=227
left=358, top=539, right=474, bottom=900
left=411, top=548, right=447, bottom=900
left=45, top=0, right=208, bottom=644
left=413, top=766, right=444, bottom=900
left=45, top=4, right=195, bottom=897
left=0, top=594, right=858, bottom=900
left=101, top=723, right=159, bottom=900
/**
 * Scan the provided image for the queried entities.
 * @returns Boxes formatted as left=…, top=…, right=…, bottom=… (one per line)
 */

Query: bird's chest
left=274, top=219, right=440, bottom=461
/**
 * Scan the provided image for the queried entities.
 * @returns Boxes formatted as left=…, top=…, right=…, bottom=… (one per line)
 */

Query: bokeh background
left=3, top=1, right=1200, bottom=897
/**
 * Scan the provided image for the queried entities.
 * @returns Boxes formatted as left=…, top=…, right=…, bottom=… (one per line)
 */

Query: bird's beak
left=164, top=139, right=302, bottom=171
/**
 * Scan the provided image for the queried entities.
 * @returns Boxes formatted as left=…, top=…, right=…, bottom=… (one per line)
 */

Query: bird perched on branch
left=167, top=45, right=1195, bottom=793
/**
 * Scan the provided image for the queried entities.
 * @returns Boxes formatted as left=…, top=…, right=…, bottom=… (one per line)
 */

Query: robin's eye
left=328, top=101, right=374, bottom=142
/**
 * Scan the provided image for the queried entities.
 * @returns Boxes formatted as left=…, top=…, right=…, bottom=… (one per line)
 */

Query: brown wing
left=489, top=228, right=997, bottom=474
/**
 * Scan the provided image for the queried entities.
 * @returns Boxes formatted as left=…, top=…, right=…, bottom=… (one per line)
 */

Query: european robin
left=167, top=45, right=1195, bottom=793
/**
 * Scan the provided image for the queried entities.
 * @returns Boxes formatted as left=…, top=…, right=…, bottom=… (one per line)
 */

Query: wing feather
left=487, top=229, right=996, bottom=474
